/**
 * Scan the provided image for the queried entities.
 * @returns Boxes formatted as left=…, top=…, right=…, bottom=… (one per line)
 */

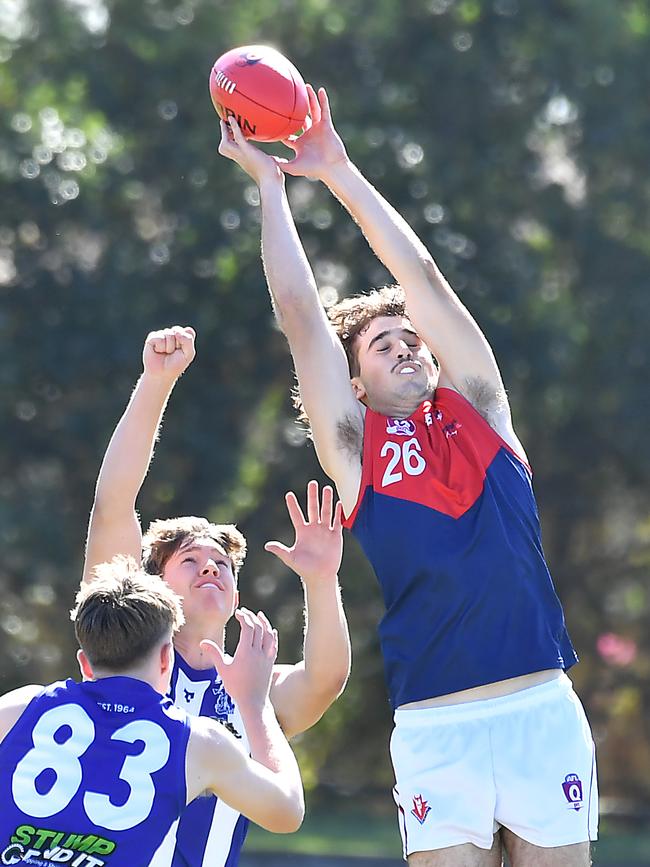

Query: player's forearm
left=302, top=579, right=351, bottom=697
left=240, top=701, right=304, bottom=814
left=259, top=179, right=325, bottom=331
left=320, top=159, right=500, bottom=379
left=321, top=159, right=447, bottom=295
left=93, top=373, right=176, bottom=511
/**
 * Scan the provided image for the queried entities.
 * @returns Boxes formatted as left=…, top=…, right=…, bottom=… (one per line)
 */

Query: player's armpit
left=445, top=374, right=528, bottom=466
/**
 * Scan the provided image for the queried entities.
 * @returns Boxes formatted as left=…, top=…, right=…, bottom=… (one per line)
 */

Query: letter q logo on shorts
left=562, top=773, right=584, bottom=811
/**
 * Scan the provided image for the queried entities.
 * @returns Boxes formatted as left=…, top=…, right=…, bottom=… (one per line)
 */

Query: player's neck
left=174, top=624, right=225, bottom=671
left=91, top=665, right=161, bottom=693
left=371, top=394, right=426, bottom=419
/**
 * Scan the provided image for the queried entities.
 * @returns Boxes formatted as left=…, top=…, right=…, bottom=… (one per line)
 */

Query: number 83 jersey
left=344, top=388, right=577, bottom=710
left=0, top=676, right=190, bottom=867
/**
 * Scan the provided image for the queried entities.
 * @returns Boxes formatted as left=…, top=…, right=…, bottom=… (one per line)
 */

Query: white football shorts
left=390, top=673, right=598, bottom=856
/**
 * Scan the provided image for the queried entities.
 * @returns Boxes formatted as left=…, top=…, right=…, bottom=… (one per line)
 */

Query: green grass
left=592, top=826, right=650, bottom=864
left=247, top=804, right=402, bottom=858
left=247, top=808, right=650, bottom=863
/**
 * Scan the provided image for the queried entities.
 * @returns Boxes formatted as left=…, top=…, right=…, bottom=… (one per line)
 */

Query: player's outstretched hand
left=218, top=116, right=283, bottom=187
left=143, top=325, right=196, bottom=381
left=278, top=85, right=348, bottom=181
left=265, top=480, right=344, bottom=585
left=201, top=608, right=278, bottom=712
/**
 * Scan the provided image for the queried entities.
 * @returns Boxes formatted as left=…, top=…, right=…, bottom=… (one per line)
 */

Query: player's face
left=162, top=537, right=238, bottom=630
left=352, top=315, right=439, bottom=414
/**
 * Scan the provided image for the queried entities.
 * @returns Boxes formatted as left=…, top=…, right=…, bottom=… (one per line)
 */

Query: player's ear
left=77, top=649, right=95, bottom=682
left=350, top=376, right=366, bottom=401
left=160, top=640, right=174, bottom=677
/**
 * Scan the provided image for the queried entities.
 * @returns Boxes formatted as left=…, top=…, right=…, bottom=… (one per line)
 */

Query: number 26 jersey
left=344, top=387, right=577, bottom=709
left=0, top=676, right=190, bottom=867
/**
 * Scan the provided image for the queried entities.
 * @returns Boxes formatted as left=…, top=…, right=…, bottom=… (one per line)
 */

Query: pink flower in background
left=596, top=632, right=637, bottom=667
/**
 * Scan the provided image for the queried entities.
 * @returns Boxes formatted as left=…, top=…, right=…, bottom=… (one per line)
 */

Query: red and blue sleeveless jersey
left=344, top=388, right=577, bottom=709
left=0, top=676, right=190, bottom=867
left=149, top=653, right=249, bottom=867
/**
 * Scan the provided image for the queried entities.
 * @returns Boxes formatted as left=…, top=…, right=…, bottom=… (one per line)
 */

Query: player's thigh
left=408, top=835, right=502, bottom=866
left=502, top=829, right=591, bottom=866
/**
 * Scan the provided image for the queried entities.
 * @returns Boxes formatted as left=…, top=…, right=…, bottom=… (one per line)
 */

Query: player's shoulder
left=0, top=683, right=44, bottom=743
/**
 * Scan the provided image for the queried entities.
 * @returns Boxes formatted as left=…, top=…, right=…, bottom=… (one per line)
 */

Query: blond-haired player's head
left=142, top=517, right=246, bottom=635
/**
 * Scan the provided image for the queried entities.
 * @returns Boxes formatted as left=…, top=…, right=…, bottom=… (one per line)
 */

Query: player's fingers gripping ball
left=209, top=45, right=309, bottom=142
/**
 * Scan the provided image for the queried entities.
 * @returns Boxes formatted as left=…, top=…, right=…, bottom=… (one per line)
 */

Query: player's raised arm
left=218, top=116, right=363, bottom=510
left=188, top=608, right=304, bottom=833
left=82, top=326, right=196, bottom=584
left=281, top=86, right=518, bottom=441
left=265, top=481, right=350, bottom=737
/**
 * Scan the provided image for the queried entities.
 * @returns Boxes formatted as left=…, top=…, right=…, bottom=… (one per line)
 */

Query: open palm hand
left=265, top=481, right=343, bottom=584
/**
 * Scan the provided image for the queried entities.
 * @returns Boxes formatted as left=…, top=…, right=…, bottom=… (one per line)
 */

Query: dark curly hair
left=292, top=284, right=407, bottom=431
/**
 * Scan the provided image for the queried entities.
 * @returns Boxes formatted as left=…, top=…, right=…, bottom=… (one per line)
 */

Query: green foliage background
left=1, top=0, right=649, bottom=811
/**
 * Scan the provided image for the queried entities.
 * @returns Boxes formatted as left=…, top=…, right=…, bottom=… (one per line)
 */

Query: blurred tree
left=0, top=0, right=648, bottom=809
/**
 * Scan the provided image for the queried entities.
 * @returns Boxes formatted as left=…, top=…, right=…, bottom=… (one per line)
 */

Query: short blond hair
left=71, top=556, right=184, bottom=671
left=142, top=516, right=247, bottom=577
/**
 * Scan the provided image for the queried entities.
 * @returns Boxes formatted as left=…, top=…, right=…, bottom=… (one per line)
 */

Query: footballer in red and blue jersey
left=224, top=93, right=598, bottom=854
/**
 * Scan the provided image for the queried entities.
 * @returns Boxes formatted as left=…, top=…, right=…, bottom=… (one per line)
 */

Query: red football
left=209, top=45, right=309, bottom=142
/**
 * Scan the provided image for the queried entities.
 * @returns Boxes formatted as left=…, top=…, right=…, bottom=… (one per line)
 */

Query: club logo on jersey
left=562, top=773, right=584, bottom=811
left=411, top=794, right=431, bottom=825
left=4, top=825, right=116, bottom=865
left=183, top=688, right=195, bottom=703
left=386, top=418, right=416, bottom=436
left=213, top=677, right=235, bottom=721
left=443, top=419, right=462, bottom=439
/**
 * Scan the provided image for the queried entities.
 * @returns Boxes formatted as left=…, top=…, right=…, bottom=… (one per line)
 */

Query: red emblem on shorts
left=411, top=794, right=431, bottom=825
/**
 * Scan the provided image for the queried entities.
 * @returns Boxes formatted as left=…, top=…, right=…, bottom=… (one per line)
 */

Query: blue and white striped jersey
left=150, top=652, right=250, bottom=867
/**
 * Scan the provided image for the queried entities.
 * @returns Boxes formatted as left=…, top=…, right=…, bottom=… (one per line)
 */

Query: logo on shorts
left=411, top=794, right=431, bottom=825
left=386, top=418, right=416, bottom=436
left=562, top=773, right=584, bottom=811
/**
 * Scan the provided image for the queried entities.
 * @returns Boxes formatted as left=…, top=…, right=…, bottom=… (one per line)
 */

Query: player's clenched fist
left=143, top=325, right=196, bottom=380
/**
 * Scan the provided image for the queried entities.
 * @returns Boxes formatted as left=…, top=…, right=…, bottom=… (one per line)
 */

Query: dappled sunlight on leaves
left=0, top=0, right=648, bottom=809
